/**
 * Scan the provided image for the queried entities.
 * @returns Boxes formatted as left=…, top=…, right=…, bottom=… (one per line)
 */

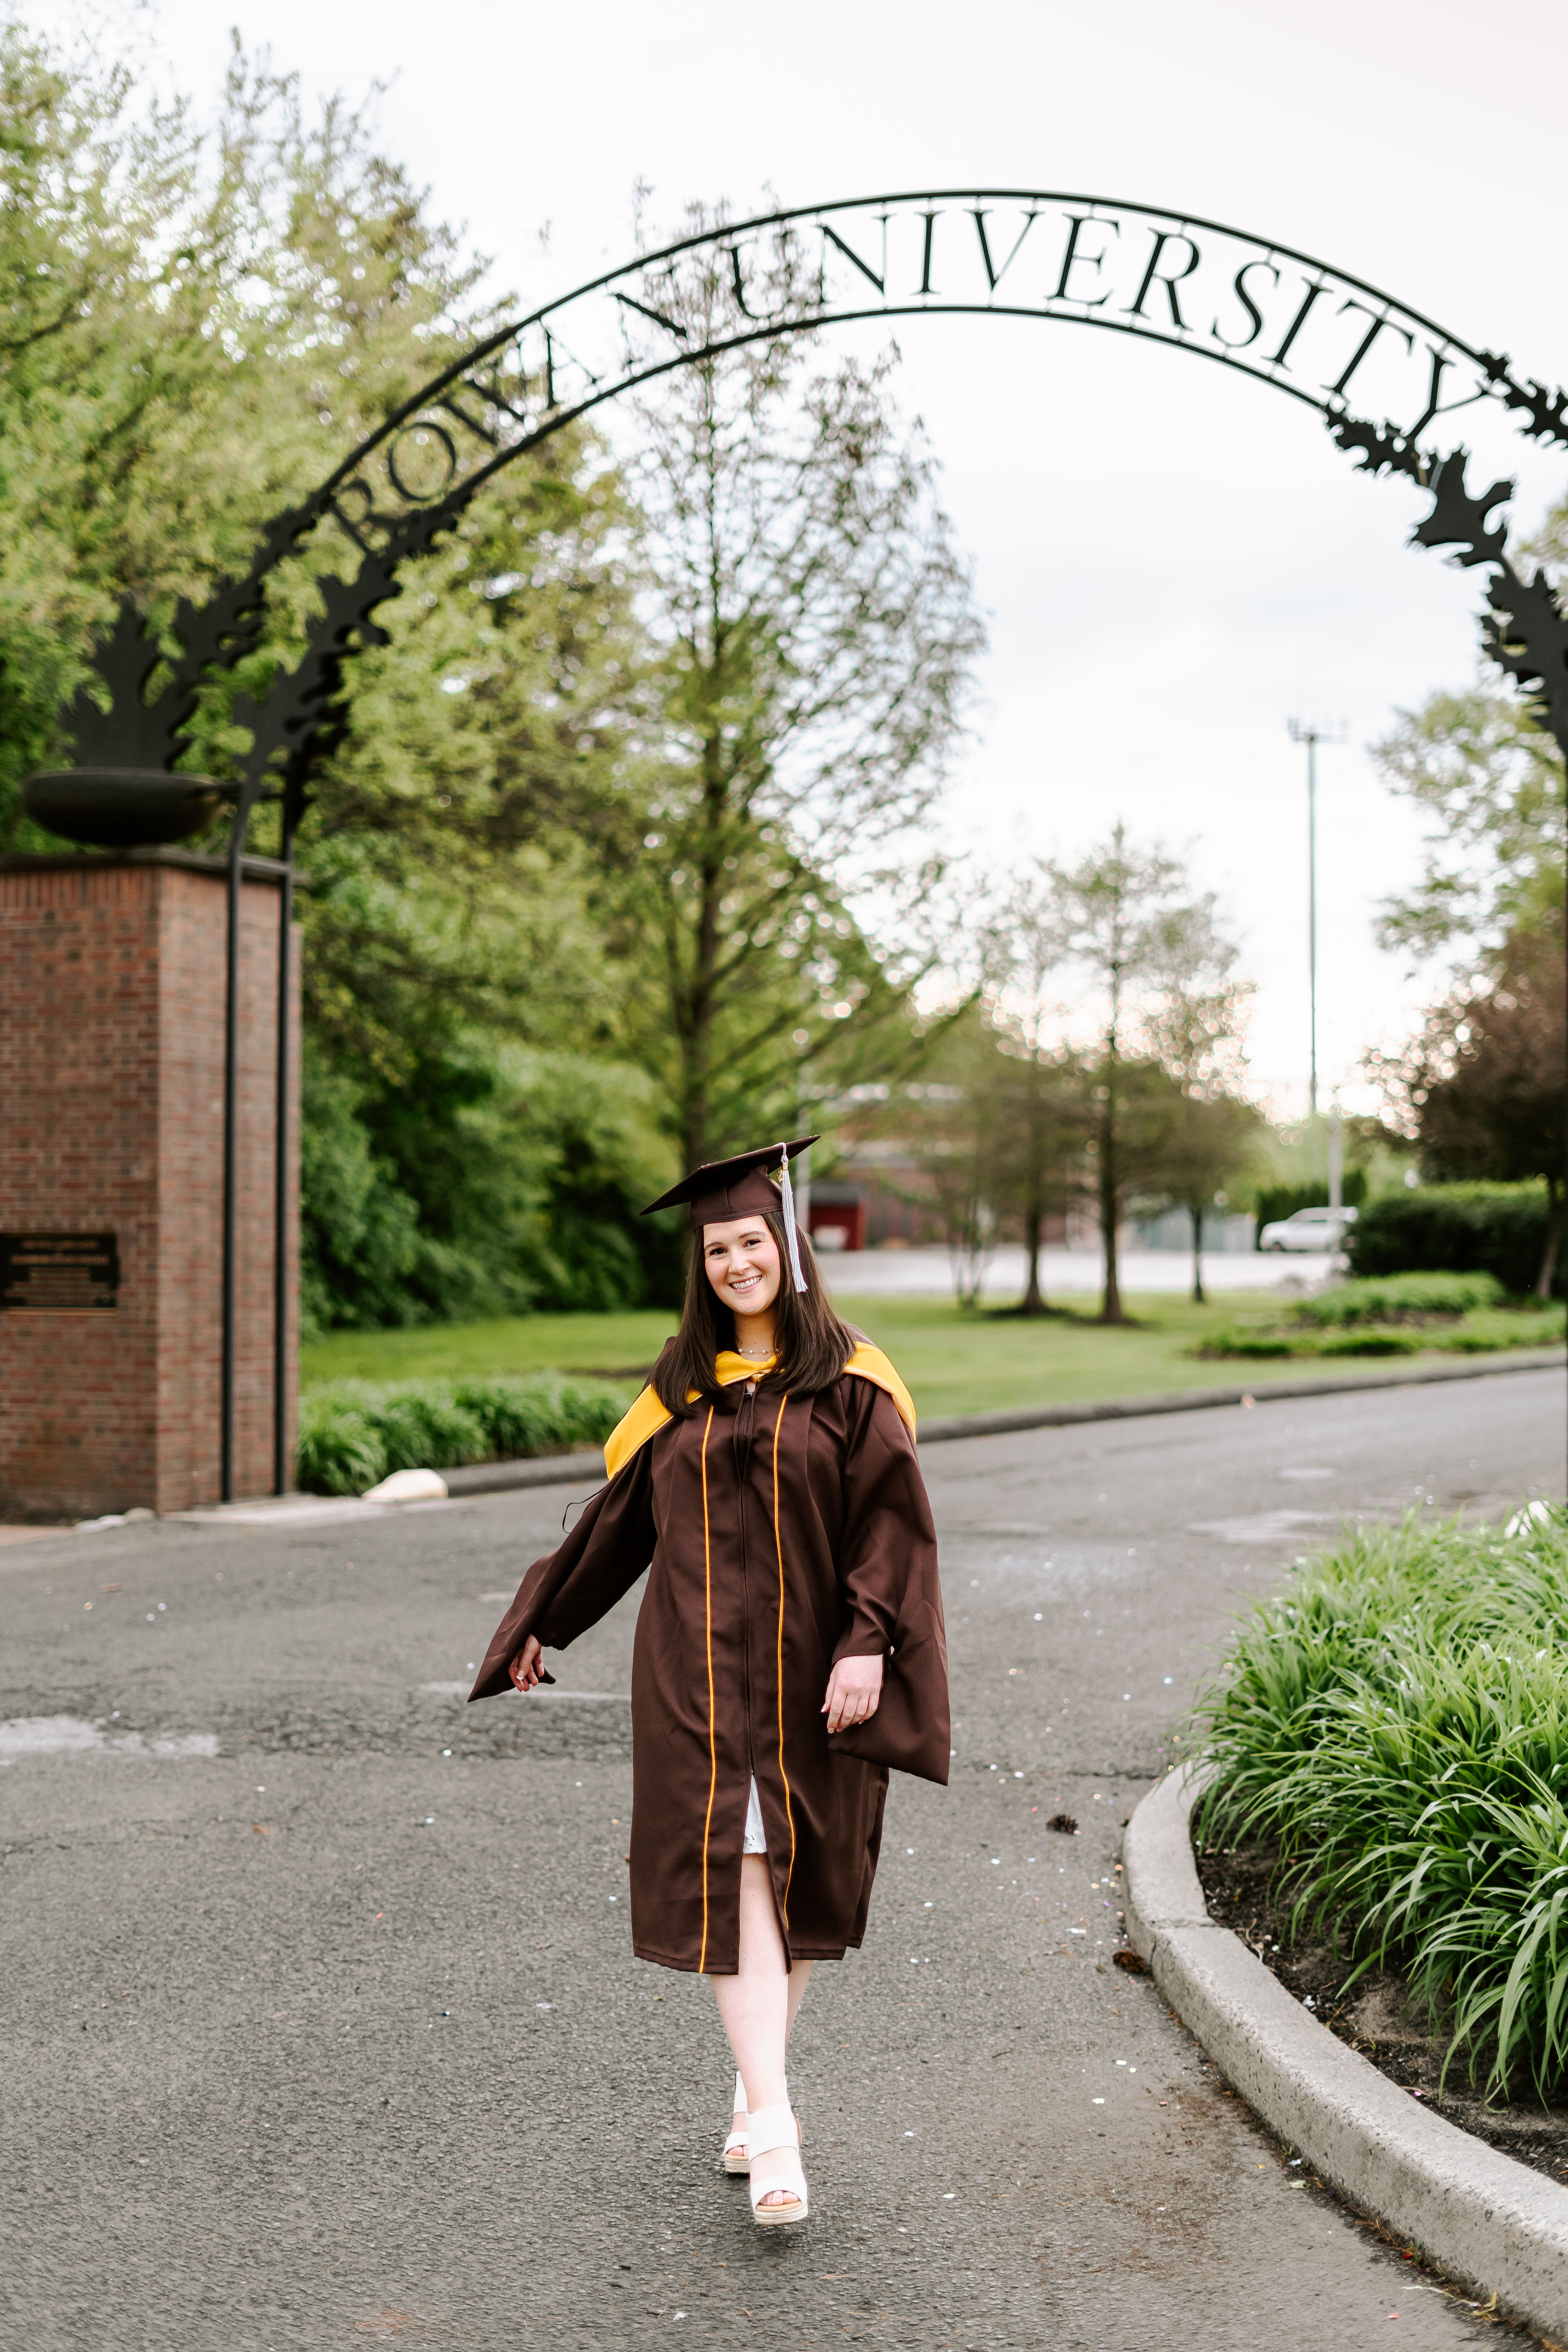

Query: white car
left=1258, top=1204, right=1359, bottom=1252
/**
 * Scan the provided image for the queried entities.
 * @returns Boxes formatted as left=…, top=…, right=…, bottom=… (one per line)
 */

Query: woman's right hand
left=509, top=1635, right=545, bottom=1692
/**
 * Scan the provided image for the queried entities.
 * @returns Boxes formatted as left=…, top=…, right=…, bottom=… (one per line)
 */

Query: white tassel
left=778, top=1143, right=808, bottom=1293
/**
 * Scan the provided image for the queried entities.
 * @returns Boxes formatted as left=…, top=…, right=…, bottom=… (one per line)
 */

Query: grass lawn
left=301, top=1310, right=673, bottom=1389
left=298, top=1291, right=1524, bottom=1424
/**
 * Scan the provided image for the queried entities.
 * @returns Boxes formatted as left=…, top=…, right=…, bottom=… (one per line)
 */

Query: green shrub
left=1200, top=1327, right=1295, bottom=1358
left=1193, top=1270, right=1561, bottom=1361
left=295, top=1372, right=632, bottom=1494
left=1192, top=1506, right=1568, bottom=2098
left=1442, top=1306, right=1566, bottom=1353
left=294, top=1398, right=388, bottom=1497
left=1314, top=1327, right=1422, bottom=1356
left=1349, top=1182, right=1561, bottom=1295
left=1294, top=1270, right=1506, bottom=1326
left=554, top=1379, right=630, bottom=1445
left=370, top=1385, right=491, bottom=1473
left=453, top=1373, right=626, bottom=1458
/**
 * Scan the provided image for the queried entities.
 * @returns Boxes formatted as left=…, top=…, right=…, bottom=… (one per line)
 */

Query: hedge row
left=296, top=1373, right=633, bottom=1496
left=1349, top=1182, right=1562, bottom=1295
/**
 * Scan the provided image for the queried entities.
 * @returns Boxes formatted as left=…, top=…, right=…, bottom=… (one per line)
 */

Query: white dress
left=742, top=1775, right=768, bottom=1854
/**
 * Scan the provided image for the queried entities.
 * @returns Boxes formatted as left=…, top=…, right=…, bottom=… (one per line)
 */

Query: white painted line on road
left=175, top=1498, right=389, bottom=1526
left=0, top=1715, right=217, bottom=1760
left=1189, top=1509, right=1338, bottom=1544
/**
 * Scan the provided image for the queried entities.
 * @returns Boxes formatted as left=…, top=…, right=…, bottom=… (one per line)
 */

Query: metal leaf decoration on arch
left=1325, top=410, right=1434, bottom=488
left=64, top=500, right=321, bottom=775
left=62, top=601, right=196, bottom=773
left=1409, top=446, right=1568, bottom=754
left=1478, top=355, right=1568, bottom=451
left=1483, top=568, right=1568, bottom=753
left=232, top=493, right=462, bottom=795
left=1413, top=451, right=1515, bottom=570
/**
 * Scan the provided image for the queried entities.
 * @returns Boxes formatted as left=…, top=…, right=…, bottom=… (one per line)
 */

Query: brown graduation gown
left=469, top=1371, right=948, bottom=1974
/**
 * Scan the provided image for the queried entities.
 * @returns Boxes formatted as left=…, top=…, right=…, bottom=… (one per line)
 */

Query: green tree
left=0, top=25, right=673, bottom=1326
left=0, top=29, right=503, bottom=836
left=283, top=453, right=685, bottom=1326
left=983, top=868, right=1086, bottom=1312
left=1368, top=656, right=1565, bottom=1296
left=1042, top=828, right=1242, bottom=1322
left=1143, top=984, right=1262, bottom=1302
left=984, top=1036, right=1085, bottom=1313
left=1371, top=920, right=1566, bottom=1296
left=0, top=33, right=973, bottom=1327
left=1149, top=1091, right=1264, bottom=1303
left=1371, top=686, right=1565, bottom=969
left=898, top=1010, right=1005, bottom=1308
left=607, top=211, right=985, bottom=1167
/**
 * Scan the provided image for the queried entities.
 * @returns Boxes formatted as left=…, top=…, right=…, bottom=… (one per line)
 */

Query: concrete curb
left=426, top=1350, right=1565, bottom=1492
left=442, top=1452, right=607, bottom=1495
left=915, top=1345, right=1565, bottom=1445
left=1123, top=1765, right=1568, bottom=2340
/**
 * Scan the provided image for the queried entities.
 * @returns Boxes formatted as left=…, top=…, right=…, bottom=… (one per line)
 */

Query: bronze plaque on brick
left=0, top=1232, right=120, bottom=1312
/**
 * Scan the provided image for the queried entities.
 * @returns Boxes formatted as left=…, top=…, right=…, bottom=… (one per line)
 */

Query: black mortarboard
left=641, top=1136, right=818, bottom=1231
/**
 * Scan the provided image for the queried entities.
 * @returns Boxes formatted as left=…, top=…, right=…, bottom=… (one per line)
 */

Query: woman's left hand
left=823, top=1653, right=884, bottom=1734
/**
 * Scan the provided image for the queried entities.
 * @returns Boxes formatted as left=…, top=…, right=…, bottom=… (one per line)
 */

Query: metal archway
left=35, top=189, right=1568, bottom=1496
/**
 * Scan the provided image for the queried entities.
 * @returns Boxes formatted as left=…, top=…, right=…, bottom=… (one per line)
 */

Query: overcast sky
left=127, top=0, right=1568, bottom=1118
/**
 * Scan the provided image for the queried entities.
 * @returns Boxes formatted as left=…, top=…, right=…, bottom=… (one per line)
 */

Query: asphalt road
left=2, top=1366, right=1563, bottom=2352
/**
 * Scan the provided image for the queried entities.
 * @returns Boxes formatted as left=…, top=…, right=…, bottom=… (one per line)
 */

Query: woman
left=468, top=1139, right=949, bottom=2227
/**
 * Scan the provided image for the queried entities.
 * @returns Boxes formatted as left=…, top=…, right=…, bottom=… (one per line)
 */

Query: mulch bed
left=1196, top=1841, right=1568, bottom=2187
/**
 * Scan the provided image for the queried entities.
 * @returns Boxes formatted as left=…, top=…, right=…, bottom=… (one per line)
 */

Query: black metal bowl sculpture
left=22, top=768, right=229, bottom=849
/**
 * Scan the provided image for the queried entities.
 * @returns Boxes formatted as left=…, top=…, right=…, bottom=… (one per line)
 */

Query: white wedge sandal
left=745, top=2104, right=809, bottom=2227
left=722, top=2073, right=751, bottom=2175
left=722, top=2074, right=804, bottom=2176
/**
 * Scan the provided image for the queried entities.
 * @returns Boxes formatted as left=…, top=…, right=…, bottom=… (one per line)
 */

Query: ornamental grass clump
left=294, top=1397, right=387, bottom=1497
left=295, top=1373, right=631, bottom=1495
left=453, top=1373, right=628, bottom=1460
left=1193, top=1505, right=1568, bottom=2101
left=371, top=1384, right=491, bottom=1474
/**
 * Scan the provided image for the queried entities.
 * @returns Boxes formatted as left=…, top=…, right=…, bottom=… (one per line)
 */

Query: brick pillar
left=0, top=851, right=299, bottom=1517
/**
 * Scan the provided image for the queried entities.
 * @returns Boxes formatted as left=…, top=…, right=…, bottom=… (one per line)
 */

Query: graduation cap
left=641, top=1136, right=818, bottom=1292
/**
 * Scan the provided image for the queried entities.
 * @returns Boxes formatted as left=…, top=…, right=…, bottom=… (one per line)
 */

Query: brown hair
left=651, top=1209, right=857, bottom=1415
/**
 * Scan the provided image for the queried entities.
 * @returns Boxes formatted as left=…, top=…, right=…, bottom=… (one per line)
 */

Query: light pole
left=1287, top=718, right=1345, bottom=1121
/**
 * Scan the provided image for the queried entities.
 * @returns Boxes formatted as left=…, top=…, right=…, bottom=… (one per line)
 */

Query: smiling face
left=702, top=1215, right=782, bottom=1331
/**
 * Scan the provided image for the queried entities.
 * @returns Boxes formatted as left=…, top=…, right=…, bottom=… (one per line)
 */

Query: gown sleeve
left=825, top=1378, right=951, bottom=1785
left=467, top=1440, right=659, bottom=1702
